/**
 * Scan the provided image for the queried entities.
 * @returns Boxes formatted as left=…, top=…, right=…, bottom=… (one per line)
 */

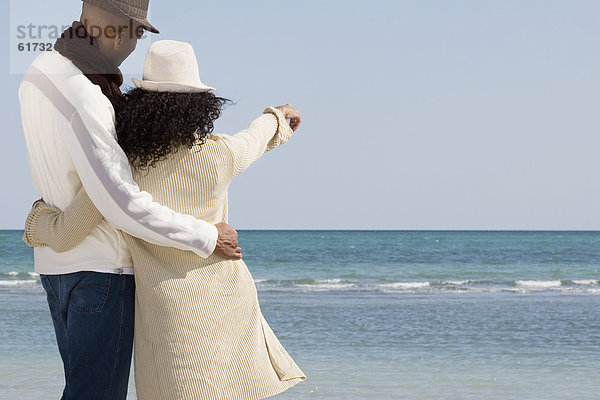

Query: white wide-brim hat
left=132, top=40, right=215, bottom=93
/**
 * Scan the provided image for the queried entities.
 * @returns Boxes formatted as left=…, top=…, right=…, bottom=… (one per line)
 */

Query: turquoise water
left=1, top=230, right=600, bottom=399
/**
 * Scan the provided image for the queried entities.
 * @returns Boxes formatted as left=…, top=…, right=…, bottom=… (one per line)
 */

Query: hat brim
left=134, top=17, right=159, bottom=34
left=132, top=78, right=215, bottom=93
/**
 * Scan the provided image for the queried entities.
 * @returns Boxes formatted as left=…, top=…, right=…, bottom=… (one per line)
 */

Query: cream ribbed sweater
left=25, top=107, right=305, bottom=400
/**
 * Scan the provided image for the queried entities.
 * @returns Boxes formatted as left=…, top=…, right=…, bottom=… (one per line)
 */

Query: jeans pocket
left=68, top=272, right=112, bottom=313
left=40, top=275, right=65, bottom=326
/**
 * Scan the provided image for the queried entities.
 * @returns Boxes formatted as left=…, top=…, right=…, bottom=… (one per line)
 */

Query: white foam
left=8, top=271, right=19, bottom=277
left=445, top=280, right=470, bottom=286
left=294, top=283, right=355, bottom=291
left=253, top=279, right=268, bottom=284
left=0, top=280, right=39, bottom=287
left=28, top=272, right=40, bottom=278
left=572, top=280, right=598, bottom=285
left=378, top=282, right=430, bottom=290
left=515, top=280, right=562, bottom=289
left=315, top=279, right=345, bottom=284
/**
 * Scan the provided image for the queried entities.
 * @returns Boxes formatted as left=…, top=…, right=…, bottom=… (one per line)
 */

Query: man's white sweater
left=19, top=51, right=218, bottom=275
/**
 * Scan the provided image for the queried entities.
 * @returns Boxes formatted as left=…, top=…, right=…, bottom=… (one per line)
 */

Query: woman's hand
left=275, top=104, right=301, bottom=132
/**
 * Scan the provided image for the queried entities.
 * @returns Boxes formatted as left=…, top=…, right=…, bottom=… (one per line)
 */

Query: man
left=19, top=1, right=241, bottom=399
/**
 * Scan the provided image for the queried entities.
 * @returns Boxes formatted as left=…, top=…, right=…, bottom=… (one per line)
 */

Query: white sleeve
left=24, top=68, right=218, bottom=258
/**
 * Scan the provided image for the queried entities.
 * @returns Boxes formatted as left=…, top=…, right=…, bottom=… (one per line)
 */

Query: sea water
left=1, top=230, right=599, bottom=399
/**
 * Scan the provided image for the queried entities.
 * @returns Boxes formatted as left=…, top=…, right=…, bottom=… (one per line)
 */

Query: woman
left=24, top=40, right=305, bottom=399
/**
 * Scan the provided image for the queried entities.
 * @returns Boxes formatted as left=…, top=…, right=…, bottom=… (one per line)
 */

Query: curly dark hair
left=113, top=88, right=230, bottom=170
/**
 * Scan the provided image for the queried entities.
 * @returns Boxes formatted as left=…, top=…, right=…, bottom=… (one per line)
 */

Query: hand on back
left=213, top=223, right=243, bottom=260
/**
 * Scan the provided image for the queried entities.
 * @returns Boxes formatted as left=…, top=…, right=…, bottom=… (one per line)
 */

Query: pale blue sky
left=2, top=0, right=599, bottom=229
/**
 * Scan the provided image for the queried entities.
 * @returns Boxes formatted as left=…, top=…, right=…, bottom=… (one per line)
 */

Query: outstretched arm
left=23, top=187, right=102, bottom=253
left=220, top=105, right=300, bottom=178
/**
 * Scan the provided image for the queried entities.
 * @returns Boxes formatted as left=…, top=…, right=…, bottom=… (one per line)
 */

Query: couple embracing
left=20, top=0, right=305, bottom=399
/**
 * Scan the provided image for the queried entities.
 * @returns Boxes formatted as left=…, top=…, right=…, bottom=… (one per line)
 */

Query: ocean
left=1, top=230, right=599, bottom=399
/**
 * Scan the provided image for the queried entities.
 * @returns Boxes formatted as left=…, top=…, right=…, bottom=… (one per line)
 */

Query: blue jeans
left=40, top=271, right=135, bottom=400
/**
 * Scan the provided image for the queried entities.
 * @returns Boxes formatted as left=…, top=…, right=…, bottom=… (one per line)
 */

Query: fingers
left=223, top=246, right=243, bottom=260
left=289, top=114, right=301, bottom=131
left=212, top=244, right=243, bottom=260
left=227, top=246, right=242, bottom=260
left=277, top=105, right=301, bottom=131
left=272, top=104, right=302, bottom=131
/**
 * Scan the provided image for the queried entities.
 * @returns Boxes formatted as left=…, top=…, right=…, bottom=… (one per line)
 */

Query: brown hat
left=82, top=0, right=159, bottom=33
